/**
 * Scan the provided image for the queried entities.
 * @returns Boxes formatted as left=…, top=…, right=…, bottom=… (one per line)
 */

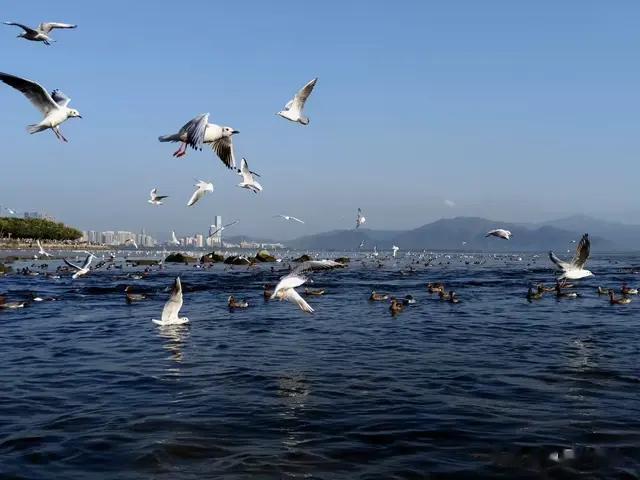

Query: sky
left=1, top=0, right=639, bottom=240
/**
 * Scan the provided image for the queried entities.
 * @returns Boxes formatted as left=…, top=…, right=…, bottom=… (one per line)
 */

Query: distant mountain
left=288, top=216, right=622, bottom=252
left=540, top=215, right=640, bottom=250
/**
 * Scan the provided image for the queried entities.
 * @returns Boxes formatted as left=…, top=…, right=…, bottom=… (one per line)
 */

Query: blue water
left=1, top=252, right=639, bottom=479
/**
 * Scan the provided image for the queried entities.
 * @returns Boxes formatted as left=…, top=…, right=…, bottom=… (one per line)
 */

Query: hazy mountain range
left=285, top=215, right=640, bottom=252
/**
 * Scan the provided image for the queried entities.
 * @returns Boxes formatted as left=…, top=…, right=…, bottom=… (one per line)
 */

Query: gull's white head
left=68, top=109, right=82, bottom=119
left=222, top=126, right=239, bottom=137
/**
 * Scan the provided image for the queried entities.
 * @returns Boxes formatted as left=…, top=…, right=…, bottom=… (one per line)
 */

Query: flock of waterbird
left=2, top=20, right=634, bottom=322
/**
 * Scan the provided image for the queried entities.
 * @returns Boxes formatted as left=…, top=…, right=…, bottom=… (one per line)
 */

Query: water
left=1, top=251, right=639, bottom=479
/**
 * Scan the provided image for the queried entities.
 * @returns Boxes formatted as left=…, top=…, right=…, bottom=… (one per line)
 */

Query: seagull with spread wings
left=158, top=113, right=239, bottom=169
left=275, top=214, right=304, bottom=224
left=4, top=21, right=76, bottom=45
left=549, top=233, right=593, bottom=280
left=63, top=253, right=95, bottom=279
left=270, top=260, right=344, bottom=313
left=485, top=229, right=512, bottom=240
left=153, top=277, right=189, bottom=326
left=148, top=188, right=168, bottom=205
left=277, top=78, right=317, bottom=125
left=36, top=240, right=51, bottom=257
left=237, top=158, right=262, bottom=193
left=0, top=72, right=82, bottom=142
left=356, top=208, right=366, bottom=229
left=187, top=180, right=214, bottom=207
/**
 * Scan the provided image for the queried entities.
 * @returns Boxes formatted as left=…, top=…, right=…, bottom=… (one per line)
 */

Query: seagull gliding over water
left=549, top=233, right=593, bottom=280
left=277, top=78, right=317, bottom=125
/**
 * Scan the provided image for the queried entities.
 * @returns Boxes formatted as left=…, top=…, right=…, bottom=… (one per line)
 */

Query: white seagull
left=63, top=253, right=95, bottom=279
left=124, top=238, right=138, bottom=249
left=159, top=113, right=239, bottom=169
left=208, top=220, right=239, bottom=239
left=237, top=158, right=262, bottom=193
left=271, top=260, right=344, bottom=313
left=356, top=208, right=366, bottom=229
left=5, top=207, right=15, bottom=215
left=392, top=245, right=399, bottom=257
left=485, top=229, right=512, bottom=240
left=549, top=233, right=593, bottom=280
left=148, top=188, right=168, bottom=205
left=36, top=239, right=51, bottom=257
left=277, top=77, right=317, bottom=125
left=0, top=72, right=82, bottom=142
left=169, top=231, right=180, bottom=246
left=153, top=277, right=189, bottom=326
left=274, top=214, right=304, bottom=224
left=187, top=180, right=214, bottom=207
left=4, top=21, right=77, bottom=45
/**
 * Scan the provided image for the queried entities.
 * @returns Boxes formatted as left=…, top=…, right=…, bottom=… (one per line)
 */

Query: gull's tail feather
left=300, top=116, right=310, bottom=125
left=27, top=124, right=47, bottom=134
left=158, top=133, right=180, bottom=143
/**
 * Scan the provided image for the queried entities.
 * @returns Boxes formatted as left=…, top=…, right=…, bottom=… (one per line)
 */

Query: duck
left=402, top=295, right=416, bottom=305
left=228, top=296, right=249, bottom=309
left=609, top=290, right=631, bottom=305
left=438, top=290, right=451, bottom=301
left=30, top=293, right=57, bottom=302
left=304, top=288, right=325, bottom=296
left=448, top=291, right=460, bottom=304
left=597, top=286, right=609, bottom=295
left=369, top=291, right=389, bottom=301
left=389, top=298, right=404, bottom=315
left=527, top=287, right=543, bottom=301
left=537, top=283, right=555, bottom=293
left=124, top=286, right=147, bottom=303
left=621, top=284, right=638, bottom=295
left=263, top=284, right=274, bottom=300
left=427, top=282, right=445, bottom=294
left=0, top=301, right=26, bottom=309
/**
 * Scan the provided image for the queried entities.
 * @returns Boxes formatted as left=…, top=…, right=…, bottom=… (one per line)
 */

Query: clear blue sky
left=1, top=0, right=639, bottom=240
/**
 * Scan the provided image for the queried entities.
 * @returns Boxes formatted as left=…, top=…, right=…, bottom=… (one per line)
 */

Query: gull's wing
left=161, top=277, right=183, bottom=322
left=37, top=239, right=43, bottom=250
left=290, top=216, right=305, bottom=224
left=0, top=72, right=59, bottom=116
left=292, top=77, right=317, bottom=112
left=149, top=188, right=158, bottom=200
left=224, top=220, right=240, bottom=228
left=51, top=89, right=70, bottom=107
left=180, top=113, right=209, bottom=151
left=291, top=260, right=343, bottom=275
left=37, top=22, right=77, bottom=33
left=187, top=185, right=206, bottom=206
left=155, top=195, right=168, bottom=200
left=63, top=258, right=82, bottom=271
left=273, top=273, right=308, bottom=297
left=284, top=288, right=314, bottom=313
left=211, top=136, right=236, bottom=169
left=549, top=251, right=570, bottom=271
left=3, top=22, right=37, bottom=34
left=81, top=254, right=94, bottom=269
left=571, top=234, right=590, bottom=269
left=239, top=158, right=253, bottom=182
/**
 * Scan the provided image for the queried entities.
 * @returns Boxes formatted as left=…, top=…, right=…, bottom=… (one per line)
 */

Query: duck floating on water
left=125, top=286, right=147, bottom=303
left=527, top=287, right=543, bottom=301
left=389, top=298, right=404, bottom=315
left=304, top=288, right=325, bottom=296
left=427, top=282, right=445, bottom=294
left=228, top=296, right=249, bottom=309
left=609, top=290, right=631, bottom=305
left=621, top=284, right=638, bottom=295
left=370, top=291, right=389, bottom=301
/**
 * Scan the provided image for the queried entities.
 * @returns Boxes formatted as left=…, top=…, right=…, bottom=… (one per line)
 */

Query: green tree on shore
left=0, top=217, right=82, bottom=241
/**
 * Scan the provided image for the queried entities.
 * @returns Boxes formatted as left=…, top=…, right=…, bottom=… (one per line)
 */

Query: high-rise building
left=102, top=231, right=115, bottom=245
left=209, top=215, right=223, bottom=246
left=196, top=234, right=204, bottom=248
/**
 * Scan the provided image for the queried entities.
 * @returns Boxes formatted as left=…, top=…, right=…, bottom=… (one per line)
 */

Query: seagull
left=169, top=231, right=180, bottom=246
left=271, top=260, right=344, bottom=313
left=148, top=188, right=168, bottom=205
left=36, top=239, right=51, bottom=257
left=359, top=239, right=366, bottom=248
left=485, top=229, right=512, bottom=240
left=152, top=277, right=189, bottom=326
left=274, top=214, right=304, bottom=224
left=4, top=21, right=77, bottom=45
left=5, top=207, right=15, bottom=215
left=187, top=180, right=214, bottom=207
left=549, top=233, right=593, bottom=280
left=158, top=113, right=239, bottom=169
left=356, top=208, right=366, bottom=229
left=277, top=78, right=317, bottom=125
left=63, top=252, right=95, bottom=279
left=208, top=220, right=239, bottom=239
left=124, top=238, right=138, bottom=249
left=0, top=72, right=82, bottom=142
left=237, top=158, right=262, bottom=193
left=392, top=245, right=399, bottom=257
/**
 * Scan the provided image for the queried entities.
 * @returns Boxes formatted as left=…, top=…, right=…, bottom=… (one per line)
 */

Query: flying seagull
left=549, top=233, right=593, bottom=280
left=485, top=229, right=512, bottom=240
left=271, top=260, right=344, bottom=313
left=0, top=72, right=82, bottom=142
left=5, top=207, right=15, bottom=215
left=274, top=214, right=304, bottom=224
left=159, top=113, right=239, bottom=169
left=148, top=188, right=168, bottom=205
left=356, top=208, right=366, bottom=229
left=208, top=220, right=239, bottom=239
left=187, top=180, right=214, bottom=207
left=124, top=238, right=138, bottom=249
left=392, top=245, right=399, bottom=257
left=36, top=239, right=51, bottom=257
left=152, top=277, right=189, bottom=326
left=277, top=78, right=317, bottom=125
left=63, top=253, right=95, bottom=279
left=237, top=158, right=262, bottom=193
left=169, top=231, right=180, bottom=246
left=4, top=21, right=77, bottom=45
